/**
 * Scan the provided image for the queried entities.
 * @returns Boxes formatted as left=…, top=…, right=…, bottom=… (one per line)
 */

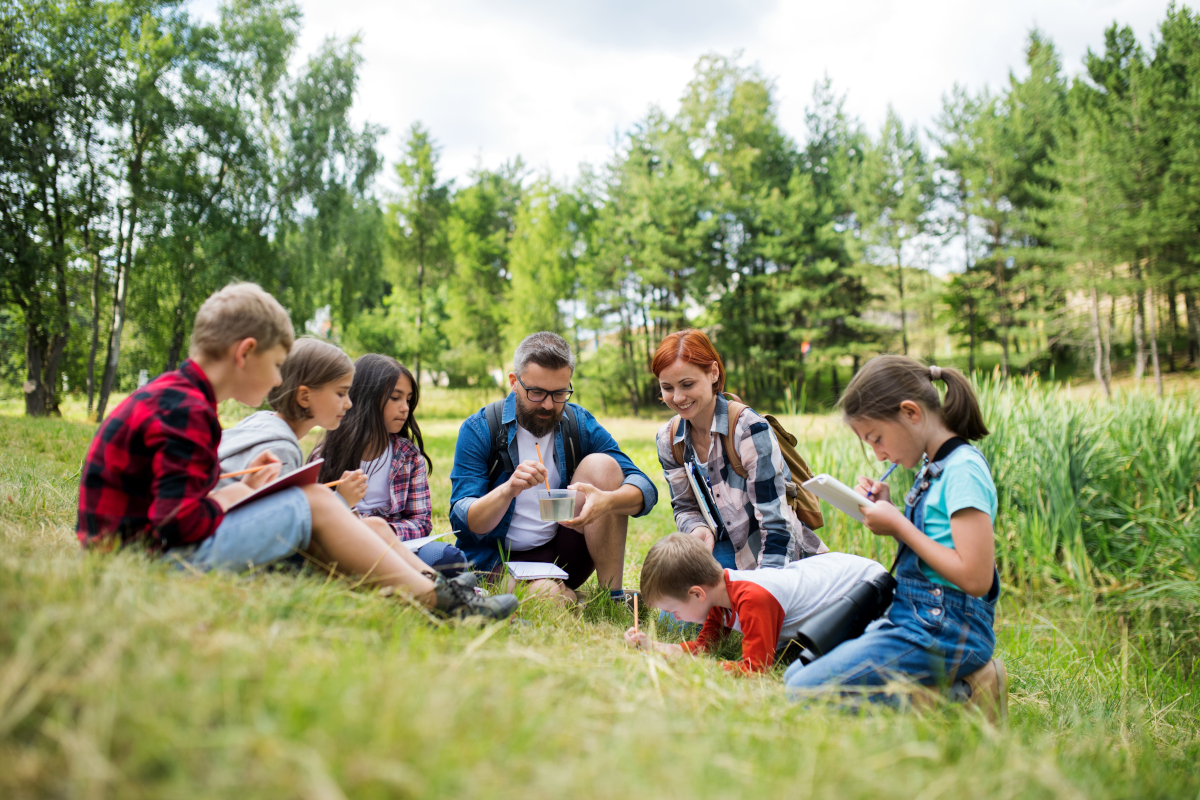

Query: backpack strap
left=720, top=392, right=749, bottom=480
left=559, top=404, right=582, bottom=484
left=484, top=400, right=514, bottom=481
left=668, top=416, right=686, bottom=466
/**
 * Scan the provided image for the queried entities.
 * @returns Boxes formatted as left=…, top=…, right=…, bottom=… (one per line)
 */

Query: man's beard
left=515, top=395, right=563, bottom=438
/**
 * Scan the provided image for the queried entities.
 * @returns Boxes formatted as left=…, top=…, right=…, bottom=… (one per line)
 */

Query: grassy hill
left=1, top=389, right=1198, bottom=799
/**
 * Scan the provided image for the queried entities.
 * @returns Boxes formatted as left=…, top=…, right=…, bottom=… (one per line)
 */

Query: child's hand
left=860, top=498, right=907, bottom=539
left=856, top=475, right=891, bottom=504
left=624, top=627, right=650, bottom=650
left=336, top=469, right=367, bottom=507
left=243, top=450, right=281, bottom=490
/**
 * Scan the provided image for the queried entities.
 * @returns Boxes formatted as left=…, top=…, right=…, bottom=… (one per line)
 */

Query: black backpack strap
left=559, top=404, right=581, bottom=483
left=485, top=400, right=514, bottom=481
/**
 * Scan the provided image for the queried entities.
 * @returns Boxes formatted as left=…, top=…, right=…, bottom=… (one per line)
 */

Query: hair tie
left=929, top=365, right=942, bottom=381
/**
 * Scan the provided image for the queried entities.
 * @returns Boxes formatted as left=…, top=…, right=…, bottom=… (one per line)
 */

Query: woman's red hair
left=651, top=329, right=726, bottom=394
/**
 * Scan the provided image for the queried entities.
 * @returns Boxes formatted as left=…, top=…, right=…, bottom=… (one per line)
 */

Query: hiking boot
left=961, top=658, right=1008, bottom=723
left=433, top=575, right=518, bottom=621
left=448, top=571, right=478, bottom=592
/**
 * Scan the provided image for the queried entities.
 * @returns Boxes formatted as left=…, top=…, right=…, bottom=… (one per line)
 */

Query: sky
left=194, top=0, right=1164, bottom=188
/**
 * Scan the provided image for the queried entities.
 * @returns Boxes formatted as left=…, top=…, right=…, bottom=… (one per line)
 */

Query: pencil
left=533, top=442, right=551, bottom=491
left=323, top=478, right=350, bottom=487
left=219, top=464, right=271, bottom=480
left=634, top=593, right=639, bottom=634
left=866, top=462, right=899, bottom=500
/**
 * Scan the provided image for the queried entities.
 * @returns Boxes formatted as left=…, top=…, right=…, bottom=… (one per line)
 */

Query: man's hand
left=689, top=526, right=716, bottom=552
left=563, top=481, right=612, bottom=530
left=506, top=459, right=548, bottom=499
left=856, top=475, right=891, bottom=504
left=336, top=469, right=367, bottom=507
left=243, top=450, right=281, bottom=489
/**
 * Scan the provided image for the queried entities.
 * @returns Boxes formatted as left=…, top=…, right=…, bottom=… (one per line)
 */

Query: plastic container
left=538, top=489, right=577, bottom=521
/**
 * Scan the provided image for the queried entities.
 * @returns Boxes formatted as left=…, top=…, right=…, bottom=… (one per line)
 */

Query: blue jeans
left=415, top=541, right=469, bottom=577
left=783, top=572, right=996, bottom=701
left=713, top=538, right=737, bottom=569
left=168, top=487, right=312, bottom=571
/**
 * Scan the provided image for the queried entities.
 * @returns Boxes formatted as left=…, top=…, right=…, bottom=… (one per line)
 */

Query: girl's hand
left=690, top=526, right=716, bottom=552
left=856, top=475, right=891, bottom=504
left=243, top=451, right=281, bottom=490
left=336, top=469, right=367, bottom=507
left=860, top=498, right=908, bottom=539
left=624, top=627, right=650, bottom=650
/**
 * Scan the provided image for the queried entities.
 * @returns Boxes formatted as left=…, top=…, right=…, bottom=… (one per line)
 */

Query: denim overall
left=784, top=439, right=999, bottom=699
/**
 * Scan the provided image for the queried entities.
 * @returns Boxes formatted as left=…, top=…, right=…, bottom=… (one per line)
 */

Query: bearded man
left=450, top=331, right=657, bottom=604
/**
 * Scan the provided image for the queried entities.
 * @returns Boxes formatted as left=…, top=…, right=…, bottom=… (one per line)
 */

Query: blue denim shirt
left=450, top=393, right=658, bottom=571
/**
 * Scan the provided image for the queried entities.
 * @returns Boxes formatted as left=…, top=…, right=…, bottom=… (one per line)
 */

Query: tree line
left=3, top=0, right=1199, bottom=418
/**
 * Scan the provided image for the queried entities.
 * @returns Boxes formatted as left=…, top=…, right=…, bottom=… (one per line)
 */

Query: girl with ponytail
left=784, top=355, right=1006, bottom=719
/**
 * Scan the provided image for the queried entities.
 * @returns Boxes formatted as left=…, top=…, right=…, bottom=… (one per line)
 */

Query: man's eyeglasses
left=518, top=377, right=574, bottom=404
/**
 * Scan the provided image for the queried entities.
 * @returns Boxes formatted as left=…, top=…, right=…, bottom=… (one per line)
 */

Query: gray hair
left=513, top=331, right=575, bottom=377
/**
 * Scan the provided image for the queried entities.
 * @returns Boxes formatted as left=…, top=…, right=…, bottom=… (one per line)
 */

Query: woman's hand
left=856, top=475, right=891, bottom=505
left=243, top=450, right=281, bottom=490
left=624, top=627, right=650, bottom=650
left=336, top=469, right=367, bottom=507
left=689, top=526, right=716, bottom=552
left=859, top=498, right=908, bottom=539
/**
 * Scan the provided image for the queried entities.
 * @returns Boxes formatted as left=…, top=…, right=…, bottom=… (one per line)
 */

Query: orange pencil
left=634, top=593, right=639, bottom=634
left=533, top=442, right=551, bottom=490
left=219, top=464, right=271, bottom=480
left=323, top=478, right=350, bottom=488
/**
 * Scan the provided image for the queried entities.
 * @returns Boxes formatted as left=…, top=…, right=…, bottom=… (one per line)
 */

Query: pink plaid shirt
left=362, top=433, right=432, bottom=540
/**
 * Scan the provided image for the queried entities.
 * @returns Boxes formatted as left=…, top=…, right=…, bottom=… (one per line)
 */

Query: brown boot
left=962, top=658, right=1008, bottom=723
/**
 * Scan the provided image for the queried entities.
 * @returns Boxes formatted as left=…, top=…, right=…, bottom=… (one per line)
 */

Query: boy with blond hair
left=77, top=282, right=516, bottom=621
left=624, top=533, right=886, bottom=672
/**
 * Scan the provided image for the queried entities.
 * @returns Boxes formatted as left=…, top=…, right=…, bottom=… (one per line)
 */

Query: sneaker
left=961, top=658, right=1008, bottom=723
left=448, top=571, right=478, bottom=592
left=433, top=575, right=519, bottom=621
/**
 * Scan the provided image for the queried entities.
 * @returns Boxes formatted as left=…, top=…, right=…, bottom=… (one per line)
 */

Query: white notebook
left=400, top=531, right=452, bottom=551
left=801, top=474, right=876, bottom=522
left=506, top=561, right=569, bottom=581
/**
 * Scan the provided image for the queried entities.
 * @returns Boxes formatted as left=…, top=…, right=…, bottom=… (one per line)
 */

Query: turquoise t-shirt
left=918, top=446, right=997, bottom=589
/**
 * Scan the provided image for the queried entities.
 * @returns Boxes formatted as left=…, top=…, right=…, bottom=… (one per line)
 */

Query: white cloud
left=192, top=0, right=1167, bottom=186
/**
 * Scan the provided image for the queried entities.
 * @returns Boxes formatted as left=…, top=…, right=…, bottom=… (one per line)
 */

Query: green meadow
left=1, top=381, right=1198, bottom=799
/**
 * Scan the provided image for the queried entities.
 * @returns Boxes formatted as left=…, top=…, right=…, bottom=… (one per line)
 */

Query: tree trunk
left=1147, top=283, right=1163, bottom=398
left=96, top=227, right=135, bottom=421
left=86, top=243, right=103, bottom=416
left=1132, top=261, right=1147, bottom=380
left=831, top=363, right=840, bottom=402
left=1090, top=279, right=1110, bottom=398
left=1185, top=289, right=1199, bottom=368
left=1102, top=292, right=1113, bottom=387
left=1167, top=282, right=1178, bottom=372
left=896, top=254, right=907, bottom=355
left=165, top=279, right=189, bottom=372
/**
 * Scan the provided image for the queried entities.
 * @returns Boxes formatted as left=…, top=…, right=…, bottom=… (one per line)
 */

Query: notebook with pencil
left=801, top=474, right=876, bottom=522
left=225, top=459, right=324, bottom=511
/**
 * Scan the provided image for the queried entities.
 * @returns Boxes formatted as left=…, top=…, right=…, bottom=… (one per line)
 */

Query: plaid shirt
left=77, top=359, right=225, bottom=550
left=361, top=433, right=432, bottom=541
left=656, top=394, right=826, bottom=568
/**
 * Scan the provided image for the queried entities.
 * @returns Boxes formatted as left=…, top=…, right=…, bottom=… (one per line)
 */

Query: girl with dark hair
left=784, top=354, right=1006, bottom=719
left=313, top=354, right=468, bottom=576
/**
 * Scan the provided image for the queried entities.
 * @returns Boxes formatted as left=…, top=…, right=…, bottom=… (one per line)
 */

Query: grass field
left=2, top=383, right=1199, bottom=798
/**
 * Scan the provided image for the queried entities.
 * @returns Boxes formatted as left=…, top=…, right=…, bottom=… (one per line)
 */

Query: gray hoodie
left=217, top=411, right=304, bottom=489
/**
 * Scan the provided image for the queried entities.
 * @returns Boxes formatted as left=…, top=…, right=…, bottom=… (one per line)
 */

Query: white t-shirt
left=357, top=440, right=392, bottom=514
left=507, top=424, right=560, bottom=551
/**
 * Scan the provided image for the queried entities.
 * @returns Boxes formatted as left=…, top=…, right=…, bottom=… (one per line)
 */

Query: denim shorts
left=168, top=486, right=313, bottom=571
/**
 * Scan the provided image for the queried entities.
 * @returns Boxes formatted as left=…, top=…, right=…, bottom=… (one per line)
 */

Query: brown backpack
left=669, top=393, right=825, bottom=531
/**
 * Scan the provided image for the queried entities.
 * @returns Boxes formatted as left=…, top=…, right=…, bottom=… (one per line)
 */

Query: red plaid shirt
left=361, top=433, right=432, bottom=541
left=77, top=359, right=225, bottom=550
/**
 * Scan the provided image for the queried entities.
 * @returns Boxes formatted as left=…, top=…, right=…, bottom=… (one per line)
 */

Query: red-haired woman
left=652, top=329, right=826, bottom=569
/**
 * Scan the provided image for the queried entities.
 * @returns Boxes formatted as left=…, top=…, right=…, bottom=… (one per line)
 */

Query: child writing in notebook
left=218, top=337, right=367, bottom=506
left=312, top=354, right=469, bottom=576
left=783, top=355, right=1006, bottom=718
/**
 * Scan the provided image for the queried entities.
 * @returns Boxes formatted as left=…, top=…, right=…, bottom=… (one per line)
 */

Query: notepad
left=801, top=474, right=876, bottom=522
left=400, top=531, right=452, bottom=551
left=226, top=459, right=323, bottom=511
left=506, top=561, right=569, bottom=581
